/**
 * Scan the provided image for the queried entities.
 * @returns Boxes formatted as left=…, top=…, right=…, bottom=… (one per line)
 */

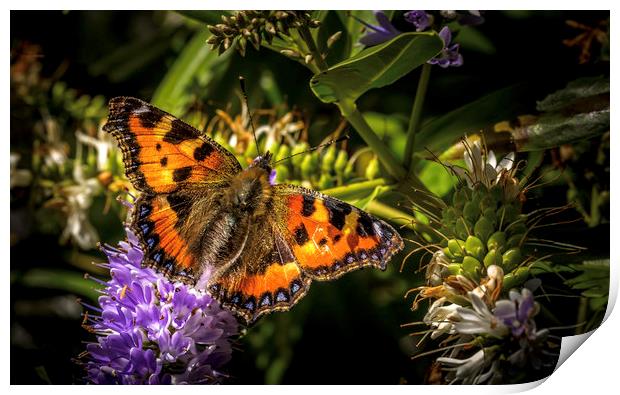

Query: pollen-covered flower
left=81, top=227, right=238, bottom=384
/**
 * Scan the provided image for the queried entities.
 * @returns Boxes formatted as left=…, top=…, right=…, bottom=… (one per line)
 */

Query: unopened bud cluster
left=207, top=11, right=320, bottom=56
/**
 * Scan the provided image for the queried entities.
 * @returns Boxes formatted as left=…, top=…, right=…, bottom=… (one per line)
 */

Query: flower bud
left=301, top=154, right=317, bottom=180
left=502, top=248, right=522, bottom=272
left=474, top=216, right=493, bottom=242
left=447, top=263, right=462, bottom=276
left=480, top=195, right=497, bottom=211
left=290, top=143, right=309, bottom=168
left=455, top=218, right=471, bottom=241
left=507, top=233, right=524, bottom=248
left=483, top=249, right=503, bottom=268
left=465, top=236, right=486, bottom=261
left=334, top=149, right=348, bottom=175
left=321, top=145, right=337, bottom=173
left=487, top=231, right=506, bottom=251
left=452, top=187, right=469, bottom=209
left=275, top=144, right=291, bottom=162
left=317, top=173, right=334, bottom=189
left=462, top=256, right=482, bottom=281
left=503, top=267, right=530, bottom=290
left=448, top=239, right=466, bottom=257
left=482, top=207, right=497, bottom=226
left=463, top=201, right=480, bottom=222
left=443, top=247, right=455, bottom=260
left=365, top=156, right=380, bottom=180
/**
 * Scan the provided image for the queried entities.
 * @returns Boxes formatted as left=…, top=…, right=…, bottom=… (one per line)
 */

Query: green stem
left=366, top=200, right=435, bottom=235
left=403, top=63, right=432, bottom=170
left=338, top=100, right=407, bottom=181
left=297, top=25, right=329, bottom=72
left=321, top=178, right=392, bottom=200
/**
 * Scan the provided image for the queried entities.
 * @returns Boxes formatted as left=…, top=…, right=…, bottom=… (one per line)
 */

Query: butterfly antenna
left=239, top=76, right=262, bottom=157
left=274, top=134, right=350, bottom=165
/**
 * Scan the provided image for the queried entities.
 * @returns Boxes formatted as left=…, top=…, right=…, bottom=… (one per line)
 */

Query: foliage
left=10, top=10, right=610, bottom=384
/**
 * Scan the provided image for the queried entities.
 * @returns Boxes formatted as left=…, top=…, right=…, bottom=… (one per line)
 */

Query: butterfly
left=104, top=97, right=404, bottom=324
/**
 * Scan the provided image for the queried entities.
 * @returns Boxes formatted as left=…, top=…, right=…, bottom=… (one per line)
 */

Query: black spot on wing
left=324, top=199, right=352, bottom=231
left=155, top=143, right=162, bottom=151
left=160, top=157, right=168, bottom=167
left=301, top=195, right=316, bottom=217
left=294, top=224, right=309, bottom=245
left=357, top=212, right=376, bottom=237
left=166, top=193, right=192, bottom=226
left=193, top=142, right=214, bottom=161
left=172, top=166, right=192, bottom=182
left=163, top=119, right=198, bottom=144
left=137, top=108, right=165, bottom=129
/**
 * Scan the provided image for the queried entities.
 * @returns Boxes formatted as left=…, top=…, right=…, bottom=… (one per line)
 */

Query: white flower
left=453, top=292, right=508, bottom=338
left=10, top=153, right=32, bottom=188
left=423, top=297, right=460, bottom=339
left=453, top=140, right=516, bottom=189
left=59, top=163, right=101, bottom=249
left=437, top=347, right=497, bottom=384
left=76, top=127, right=116, bottom=171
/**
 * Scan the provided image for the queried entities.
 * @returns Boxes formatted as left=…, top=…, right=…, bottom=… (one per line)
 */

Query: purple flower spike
left=428, top=26, right=463, bottom=68
left=404, top=11, right=430, bottom=32
left=81, top=226, right=238, bottom=384
left=359, top=11, right=401, bottom=46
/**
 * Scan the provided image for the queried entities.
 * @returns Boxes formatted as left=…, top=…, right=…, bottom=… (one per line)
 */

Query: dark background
left=10, top=10, right=609, bottom=384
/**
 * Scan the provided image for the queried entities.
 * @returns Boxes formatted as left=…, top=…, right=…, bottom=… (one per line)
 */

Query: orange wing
left=273, top=185, right=404, bottom=280
left=209, top=225, right=312, bottom=324
left=104, top=97, right=241, bottom=282
left=103, top=96, right=241, bottom=194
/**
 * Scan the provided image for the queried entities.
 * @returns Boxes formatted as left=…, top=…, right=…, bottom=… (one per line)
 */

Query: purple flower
left=494, top=288, right=538, bottom=337
left=359, top=11, right=401, bottom=46
left=428, top=27, right=463, bottom=68
left=404, top=11, right=430, bottom=32
left=81, top=228, right=238, bottom=384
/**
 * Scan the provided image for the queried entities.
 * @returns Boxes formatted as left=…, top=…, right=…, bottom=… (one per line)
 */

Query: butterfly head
left=250, top=151, right=276, bottom=185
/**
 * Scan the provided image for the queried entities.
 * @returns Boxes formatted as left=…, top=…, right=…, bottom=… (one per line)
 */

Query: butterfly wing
left=210, top=184, right=404, bottom=324
left=208, top=219, right=312, bottom=324
left=104, top=97, right=242, bottom=281
left=272, top=185, right=404, bottom=280
left=104, top=96, right=242, bottom=194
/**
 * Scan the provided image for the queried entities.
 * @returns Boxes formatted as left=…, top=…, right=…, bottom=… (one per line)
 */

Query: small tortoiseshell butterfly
left=104, top=97, right=404, bottom=324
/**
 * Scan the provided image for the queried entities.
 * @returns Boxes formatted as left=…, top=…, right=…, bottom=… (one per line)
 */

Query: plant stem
left=403, top=63, right=432, bottom=170
left=366, top=200, right=435, bottom=235
left=321, top=178, right=392, bottom=200
left=297, top=25, right=329, bottom=72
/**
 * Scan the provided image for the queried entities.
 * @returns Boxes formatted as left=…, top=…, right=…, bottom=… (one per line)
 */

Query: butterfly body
left=104, top=97, right=404, bottom=324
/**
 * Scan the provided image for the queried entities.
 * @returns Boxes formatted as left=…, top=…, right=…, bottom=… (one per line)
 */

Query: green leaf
left=334, top=10, right=375, bottom=57
left=151, top=28, right=232, bottom=114
left=309, top=32, right=443, bottom=105
left=536, top=76, right=609, bottom=112
left=514, top=109, right=609, bottom=151
left=20, top=268, right=102, bottom=301
left=353, top=185, right=390, bottom=210
left=416, top=83, right=534, bottom=154
left=175, top=10, right=231, bottom=25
